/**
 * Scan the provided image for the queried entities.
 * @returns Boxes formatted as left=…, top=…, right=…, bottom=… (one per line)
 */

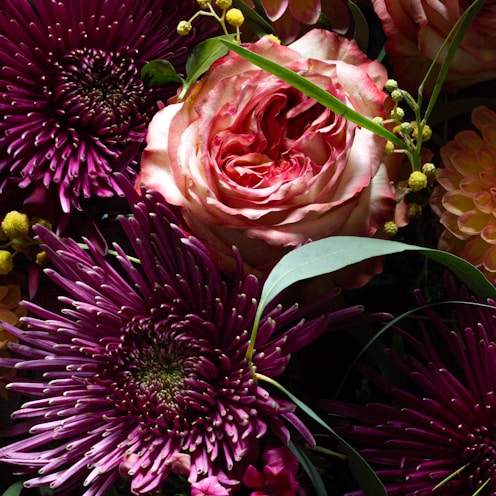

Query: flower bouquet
left=1, top=0, right=496, bottom=495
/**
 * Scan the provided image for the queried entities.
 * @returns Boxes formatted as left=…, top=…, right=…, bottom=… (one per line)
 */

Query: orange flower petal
left=437, top=168, right=462, bottom=192
left=462, top=236, right=488, bottom=267
left=458, top=210, right=489, bottom=235
left=481, top=223, right=496, bottom=243
left=473, top=105, right=496, bottom=129
left=459, top=176, right=482, bottom=195
left=481, top=126, right=496, bottom=150
left=450, top=150, right=483, bottom=176
left=0, top=285, right=22, bottom=309
left=442, top=191, right=474, bottom=215
left=453, top=130, right=484, bottom=152
left=439, top=212, right=470, bottom=240
left=473, top=190, right=493, bottom=214
left=483, top=244, right=496, bottom=272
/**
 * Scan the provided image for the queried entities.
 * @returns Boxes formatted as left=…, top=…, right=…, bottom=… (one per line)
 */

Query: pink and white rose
left=140, top=30, right=400, bottom=275
left=371, top=0, right=496, bottom=94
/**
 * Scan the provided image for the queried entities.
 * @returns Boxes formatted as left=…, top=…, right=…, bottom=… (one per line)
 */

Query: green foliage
left=141, top=60, right=184, bottom=87
left=256, top=236, right=495, bottom=327
left=347, top=1, right=369, bottom=52
left=178, top=34, right=237, bottom=99
left=1, top=482, right=24, bottom=496
left=288, top=440, right=328, bottom=496
left=247, top=237, right=496, bottom=368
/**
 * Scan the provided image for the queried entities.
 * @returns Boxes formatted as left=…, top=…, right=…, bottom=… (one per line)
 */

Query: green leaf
left=254, top=237, right=496, bottom=328
left=179, top=34, right=237, bottom=100
left=288, top=440, right=328, bottom=496
left=232, top=0, right=274, bottom=37
left=141, top=60, right=184, bottom=87
left=251, top=0, right=270, bottom=20
left=347, top=1, right=369, bottom=52
left=258, top=374, right=387, bottom=496
left=220, top=39, right=406, bottom=149
left=2, top=482, right=24, bottom=496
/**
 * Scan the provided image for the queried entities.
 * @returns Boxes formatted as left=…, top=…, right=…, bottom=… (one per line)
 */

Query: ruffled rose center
left=212, top=88, right=342, bottom=189
left=49, top=47, right=148, bottom=156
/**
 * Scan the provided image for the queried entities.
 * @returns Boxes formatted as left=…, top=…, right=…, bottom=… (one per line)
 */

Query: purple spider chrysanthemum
left=0, top=179, right=365, bottom=496
left=324, top=280, right=496, bottom=496
left=0, top=0, right=210, bottom=217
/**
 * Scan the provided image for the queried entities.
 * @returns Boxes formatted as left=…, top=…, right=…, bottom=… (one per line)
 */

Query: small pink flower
left=118, top=453, right=140, bottom=478
left=170, top=453, right=192, bottom=475
left=191, top=476, right=230, bottom=496
left=242, top=447, right=300, bottom=496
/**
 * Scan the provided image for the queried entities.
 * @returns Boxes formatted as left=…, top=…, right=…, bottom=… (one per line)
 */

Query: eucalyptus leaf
left=141, top=60, right=184, bottom=87
left=2, top=482, right=24, bottom=496
left=258, top=374, right=387, bottom=496
left=179, top=34, right=237, bottom=100
left=221, top=39, right=406, bottom=148
left=254, top=237, right=496, bottom=328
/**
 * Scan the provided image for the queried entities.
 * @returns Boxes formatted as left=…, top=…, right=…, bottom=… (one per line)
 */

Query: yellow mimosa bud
left=408, top=171, right=428, bottom=192
left=0, top=250, right=13, bottom=275
left=264, top=34, right=281, bottom=44
left=408, top=203, right=423, bottom=218
left=36, top=251, right=48, bottom=266
left=1, top=211, right=30, bottom=240
left=383, top=221, right=398, bottom=236
left=226, top=8, right=244, bottom=26
left=421, top=124, right=432, bottom=141
left=177, top=20, right=193, bottom=36
left=216, top=0, right=232, bottom=8
left=390, top=107, right=405, bottom=121
left=385, top=79, right=399, bottom=92
left=384, top=141, right=395, bottom=155
left=391, top=89, right=403, bottom=102
left=422, top=162, right=437, bottom=178
left=399, top=122, right=413, bottom=135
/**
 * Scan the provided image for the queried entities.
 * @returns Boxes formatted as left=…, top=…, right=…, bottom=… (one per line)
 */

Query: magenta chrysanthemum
left=0, top=0, right=209, bottom=216
left=0, top=179, right=364, bottom=496
left=324, top=280, right=496, bottom=495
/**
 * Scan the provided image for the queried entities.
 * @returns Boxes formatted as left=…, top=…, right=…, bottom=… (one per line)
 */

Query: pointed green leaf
left=347, top=1, right=369, bottom=52
left=141, top=60, right=184, bottom=87
left=254, top=237, right=496, bottom=326
left=179, top=34, right=237, bottom=99
left=2, top=482, right=24, bottom=496
left=288, top=440, right=328, bottom=496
